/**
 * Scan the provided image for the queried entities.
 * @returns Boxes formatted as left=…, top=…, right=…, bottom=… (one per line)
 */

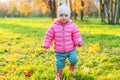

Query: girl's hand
left=78, top=42, right=83, bottom=47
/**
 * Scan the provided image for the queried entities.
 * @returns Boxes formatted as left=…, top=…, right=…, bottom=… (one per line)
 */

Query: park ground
left=0, top=18, right=120, bottom=80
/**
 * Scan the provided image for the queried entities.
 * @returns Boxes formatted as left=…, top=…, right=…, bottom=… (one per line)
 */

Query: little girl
left=43, top=5, right=83, bottom=80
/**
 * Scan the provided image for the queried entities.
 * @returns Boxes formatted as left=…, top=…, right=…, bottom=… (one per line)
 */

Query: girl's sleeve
left=72, top=25, right=83, bottom=46
left=43, top=25, right=54, bottom=49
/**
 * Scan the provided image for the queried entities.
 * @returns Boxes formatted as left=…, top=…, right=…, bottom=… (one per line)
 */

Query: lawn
left=0, top=18, right=120, bottom=80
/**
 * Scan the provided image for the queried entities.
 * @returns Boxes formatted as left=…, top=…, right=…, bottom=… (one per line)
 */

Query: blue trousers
left=55, top=50, right=78, bottom=70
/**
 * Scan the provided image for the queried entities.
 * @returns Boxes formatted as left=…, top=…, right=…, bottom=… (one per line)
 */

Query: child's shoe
left=55, top=70, right=62, bottom=80
left=69, top=64, right=76, bottom=77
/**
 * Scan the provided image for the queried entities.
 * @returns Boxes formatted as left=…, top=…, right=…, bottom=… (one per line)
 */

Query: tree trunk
left=102, top=0, right=120, bottom=24
left=109, top=0, right=119, bottom=24
left=70, top=0, right=72, bottom=19
left=114, top=0, right=119, bottom=24
left=111, top=0, right=114, bottom=24
left=53, top=0, right=56, bottom=18
left=81, top=10, right=84, bottom=20
left=48, top=0, right=52, bottom=18
left=100, top=0, right=106, bottom=23
left=80, top=0, right=84, bottom=21
left=48, top=0, right=56, bottom=18
left=119, top=0, right=120, bottom=19
left=105, top=0, right=110, bottom=23
left=74, top=11, right=77, bottom=20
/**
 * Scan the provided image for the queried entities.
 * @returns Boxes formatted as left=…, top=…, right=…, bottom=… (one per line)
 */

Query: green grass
left=0, top=18, right=120, bottom=80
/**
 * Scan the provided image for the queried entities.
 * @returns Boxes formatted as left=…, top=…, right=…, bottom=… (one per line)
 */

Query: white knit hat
left=57, top=5, right=71, bottom=18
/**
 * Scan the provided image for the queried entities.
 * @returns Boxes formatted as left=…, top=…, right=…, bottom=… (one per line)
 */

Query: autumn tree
left=72, top=0, right=97, bottom=20
left=33, top=0, right=49, bottom=16
left=33, top=0, right=57, bottom=18
left=0, top=2, right=7, bottom=17
left=72, top=0, right=82, bottom=20
left=17, top=0, right=33, bottom=17
left=86, top=0, right=98, bottom=17
left=7, top=0, right=17, bottom=17
left=71, top=0, right=77, bottom=19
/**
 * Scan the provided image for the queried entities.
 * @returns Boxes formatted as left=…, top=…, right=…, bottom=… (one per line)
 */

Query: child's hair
left=57, top=4, right=71, bottom=18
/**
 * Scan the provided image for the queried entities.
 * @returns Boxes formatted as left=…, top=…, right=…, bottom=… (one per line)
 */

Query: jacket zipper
left=62, top=26, right=65, bottom=52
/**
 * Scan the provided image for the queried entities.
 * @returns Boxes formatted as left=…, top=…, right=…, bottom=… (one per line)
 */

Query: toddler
left=43, top=4, right=83, bottom=80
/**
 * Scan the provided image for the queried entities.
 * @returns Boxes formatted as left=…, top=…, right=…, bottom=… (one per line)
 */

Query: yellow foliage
left=18, top=0, right=33, bottom=16
left=7, top=0, right=16, bottom=14
left=98, top=75, right=105, bottom=80
left=82, top=67, right=90, bottom=74
left=0, top=75, right=6, bottom=80
left=5, top=65, right=16, bottom=71
left=88, top=44, right=101, bottom=53
left=32, top=0, right=49, bottom=14
left=0, top=2, right=6, bottom=11
left=72, top=0, right=97, bottom=16
left=40, top=2, right=48, bottom=14
left=72, top=0, right=82, bottom=15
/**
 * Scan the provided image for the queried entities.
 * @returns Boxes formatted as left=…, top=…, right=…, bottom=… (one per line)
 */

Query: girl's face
left=58, top=13, right=69, bottom=24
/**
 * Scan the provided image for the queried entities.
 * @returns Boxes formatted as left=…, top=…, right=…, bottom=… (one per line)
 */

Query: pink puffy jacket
left=43, top=19, right=83, bottom=53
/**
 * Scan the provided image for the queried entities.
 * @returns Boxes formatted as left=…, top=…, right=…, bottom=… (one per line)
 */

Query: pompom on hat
left=57, top=4, right=71, bottom=18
